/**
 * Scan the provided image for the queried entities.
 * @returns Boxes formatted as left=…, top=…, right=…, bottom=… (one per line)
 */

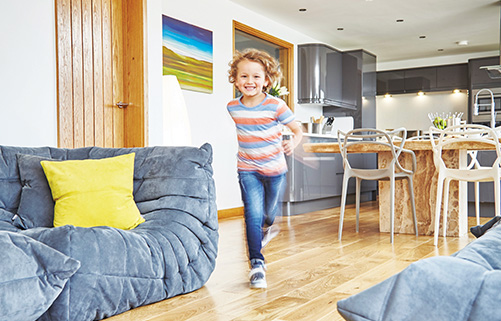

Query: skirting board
left=218, top=207, right=244, bottom=220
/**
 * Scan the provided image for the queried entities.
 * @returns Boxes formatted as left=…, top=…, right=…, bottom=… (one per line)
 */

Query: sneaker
left=470, top=216, right=501, bottom=238
left=249, top=265, right=267, bottom=289
left=262, top=226, right=279, bottom=248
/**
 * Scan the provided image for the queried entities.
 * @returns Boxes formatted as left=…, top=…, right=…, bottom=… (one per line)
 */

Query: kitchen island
left=303, top=140, right=498, bottom=237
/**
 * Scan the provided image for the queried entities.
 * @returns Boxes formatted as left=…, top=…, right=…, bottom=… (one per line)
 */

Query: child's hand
left=282, top=140, right=293, bottom=156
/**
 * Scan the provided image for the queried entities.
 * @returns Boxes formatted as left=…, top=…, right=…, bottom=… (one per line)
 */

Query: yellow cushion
left=40, top=153, right=144, bottom=229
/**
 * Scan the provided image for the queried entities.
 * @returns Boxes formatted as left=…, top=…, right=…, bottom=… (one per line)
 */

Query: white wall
left=0, top=0, right=57, bottom=146
left=376, top=91, right=468, bottom=132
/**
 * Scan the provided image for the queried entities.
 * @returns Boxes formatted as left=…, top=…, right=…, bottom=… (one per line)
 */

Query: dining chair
left=409, top=134, right=482, bottom=225
left=429, top=124, right=501, bottom=246
left=337, top=128, right=418, bottom=243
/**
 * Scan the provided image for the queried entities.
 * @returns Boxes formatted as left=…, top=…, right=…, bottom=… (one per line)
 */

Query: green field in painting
left=163, top=46, right=213, bottom=94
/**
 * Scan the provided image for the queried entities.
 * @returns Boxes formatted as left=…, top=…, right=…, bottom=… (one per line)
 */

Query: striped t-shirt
left=227, top=94, right=295, bottom=176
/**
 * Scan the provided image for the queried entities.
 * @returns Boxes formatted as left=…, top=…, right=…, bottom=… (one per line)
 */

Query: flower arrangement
left=268, top=81, right=289, bottom=97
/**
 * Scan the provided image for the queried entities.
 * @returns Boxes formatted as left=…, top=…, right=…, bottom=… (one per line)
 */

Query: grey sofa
left=0, top=143, right=218, bottom=321
left=337, top=225, right=501, bottom=321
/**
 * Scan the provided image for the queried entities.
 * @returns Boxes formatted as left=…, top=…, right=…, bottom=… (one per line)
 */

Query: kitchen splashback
left=376, top=91, right=468, bottom=131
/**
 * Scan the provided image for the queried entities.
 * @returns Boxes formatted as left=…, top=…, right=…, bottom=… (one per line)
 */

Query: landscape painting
left=162, top=15, right=213, bottom=94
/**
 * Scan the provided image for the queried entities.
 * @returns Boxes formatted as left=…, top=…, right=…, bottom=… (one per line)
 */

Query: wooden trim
left=92, top=0, right=104, bottom=147
left=55, top=0, right=73, bottom=148
left=232, top=21, right=294, bottom=111
left=111, top=0, right=125, bottom=147
left=71, top=0, right=84, bottom=147
left=82, top=0, right=94, bottom=146
left=102, top=0, right=114, bottom=148
left=233, top=21, right=293, bottom=49
left=218, top=206, right=244, bottom=220
left=123, top=0, right=145, bottom=147
left=141, top=0, right=148, bottom=147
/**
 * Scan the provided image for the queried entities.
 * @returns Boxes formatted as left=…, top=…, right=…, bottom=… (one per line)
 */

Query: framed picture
left=162, top=15, right=213, bottom=94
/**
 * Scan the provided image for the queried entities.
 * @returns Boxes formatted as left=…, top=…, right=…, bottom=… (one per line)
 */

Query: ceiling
left=229, top=0, right=500, bottom=65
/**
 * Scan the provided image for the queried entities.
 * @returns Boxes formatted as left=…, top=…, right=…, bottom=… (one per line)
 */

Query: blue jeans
left=238, top=171, right=286, bottom=262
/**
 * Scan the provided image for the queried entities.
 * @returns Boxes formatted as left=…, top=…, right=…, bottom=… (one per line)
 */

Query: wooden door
left=55, top=0, right=145, bottom=148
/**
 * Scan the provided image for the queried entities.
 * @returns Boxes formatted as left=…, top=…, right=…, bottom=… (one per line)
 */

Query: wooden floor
left=106, top=201, right=488, bottom=321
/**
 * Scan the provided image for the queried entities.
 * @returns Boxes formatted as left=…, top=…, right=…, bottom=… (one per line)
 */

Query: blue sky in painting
left=162, top=15, right=213, bottom=63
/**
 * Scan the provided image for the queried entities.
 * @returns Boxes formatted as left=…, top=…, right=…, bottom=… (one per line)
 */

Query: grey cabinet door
left=436, top=64, right=467, bottom=90
left=404, top=67, right=436, bottom=93
left=377, top=70, right=405, bottom=95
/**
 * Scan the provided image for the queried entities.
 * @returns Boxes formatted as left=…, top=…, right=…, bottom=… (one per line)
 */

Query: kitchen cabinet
left=284, top=135, right=341, bottom=203
left=469, top=56, right=501, bottom=89
left=404, top=67, right=435, bottom=92
left=376, top=63, right=468, bottom=95
left=436, top=64, right=468, bottom=90
left=341, top=52, right=360, bottom=109
left=283, top=135, right=377, bottom=215
left=376, top=70, right=405, bottom=95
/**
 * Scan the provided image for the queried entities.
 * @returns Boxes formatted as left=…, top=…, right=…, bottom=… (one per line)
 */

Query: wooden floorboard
left=106, top=201, right=488, bottom=321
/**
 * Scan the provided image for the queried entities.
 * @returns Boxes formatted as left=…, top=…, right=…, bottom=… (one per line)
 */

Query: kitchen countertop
left=303, top=139, right=500, bottom=153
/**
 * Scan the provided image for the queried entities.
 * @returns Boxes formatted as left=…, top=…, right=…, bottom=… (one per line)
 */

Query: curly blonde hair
left=228, top=49, right=282, bottom=92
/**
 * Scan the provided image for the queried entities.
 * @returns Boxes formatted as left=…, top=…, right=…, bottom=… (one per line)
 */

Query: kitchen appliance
left=297, top=44, right=357, bottom=109
left=471, top=87, right=501, bottom=125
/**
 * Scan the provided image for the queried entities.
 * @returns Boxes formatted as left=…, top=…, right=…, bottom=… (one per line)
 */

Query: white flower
left=277, top=86, right=289, bottom=96
left=269, top=81, right=289, bottom=97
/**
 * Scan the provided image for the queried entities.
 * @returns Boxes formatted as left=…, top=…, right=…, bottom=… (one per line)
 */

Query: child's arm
left=283, top=121, right=303, bottom=156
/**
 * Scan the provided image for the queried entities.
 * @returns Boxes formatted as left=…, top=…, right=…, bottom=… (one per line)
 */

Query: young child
left=227, top=49, right=303, bottom=289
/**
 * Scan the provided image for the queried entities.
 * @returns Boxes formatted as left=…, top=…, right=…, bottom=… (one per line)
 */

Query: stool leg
left=475, top=181, right=480, bottom=225
left=443, top=178, right=451, bottom=238
left=356, top=177, right=361, bottom=233
left=339, top=175, right=350, bottom=241
left=408, top=176, right=418, bottom=236
left=434, top=175, right=444, bottom=246
left=390, top=175, right=395, bottom=243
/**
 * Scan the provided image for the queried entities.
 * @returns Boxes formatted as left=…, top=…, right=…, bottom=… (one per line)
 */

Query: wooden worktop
left=303, top=140, right=498, bottom=153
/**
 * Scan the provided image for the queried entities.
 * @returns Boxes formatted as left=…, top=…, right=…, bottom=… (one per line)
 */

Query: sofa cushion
left=41, top=153, right=144, bottom=229
left=337, top=256, right=488, bottom=321
left=16, top=154, right=55, bottom=229
left=0, top=231, right=80, bottom=321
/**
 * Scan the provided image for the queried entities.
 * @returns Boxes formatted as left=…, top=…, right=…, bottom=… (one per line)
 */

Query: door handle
left=116, top=101, right=130, bottom=109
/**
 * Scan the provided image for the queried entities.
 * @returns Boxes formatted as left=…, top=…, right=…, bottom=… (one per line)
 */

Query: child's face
left=235, top=59, right=269, bottom=98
